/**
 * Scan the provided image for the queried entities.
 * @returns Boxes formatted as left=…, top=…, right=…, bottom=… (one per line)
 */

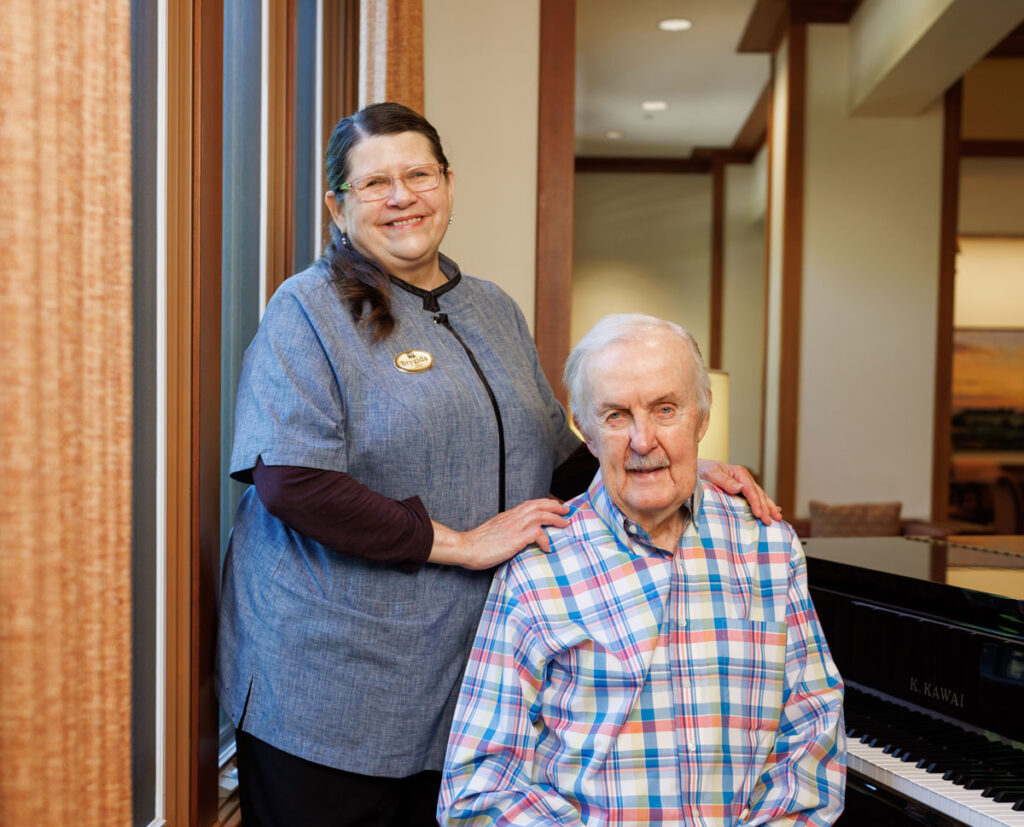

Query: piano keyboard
left=848, top=739, right=1024, bottom=826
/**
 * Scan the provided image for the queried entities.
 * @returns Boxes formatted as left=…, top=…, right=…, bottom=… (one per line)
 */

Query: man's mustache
left=624, top=452, right=670, bottom=472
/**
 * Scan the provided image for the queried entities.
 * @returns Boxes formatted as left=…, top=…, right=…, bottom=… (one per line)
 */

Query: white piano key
left=846, top=738, right=1024, bottom=826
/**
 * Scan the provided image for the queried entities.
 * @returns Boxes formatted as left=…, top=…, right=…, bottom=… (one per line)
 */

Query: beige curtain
left=359, top=0, right=425, bottom=113
left=0, top=0, right=133, bottom=823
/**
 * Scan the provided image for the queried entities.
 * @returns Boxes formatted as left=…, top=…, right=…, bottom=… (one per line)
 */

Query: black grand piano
left=805, top=536, right=1024, bottom=825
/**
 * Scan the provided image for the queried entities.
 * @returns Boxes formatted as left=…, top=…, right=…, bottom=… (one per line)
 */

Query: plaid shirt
left=439, top=474, right=845, bottom=826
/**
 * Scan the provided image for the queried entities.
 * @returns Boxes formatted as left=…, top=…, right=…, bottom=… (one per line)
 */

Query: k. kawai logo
left=909, top=676, right=966, bottom=709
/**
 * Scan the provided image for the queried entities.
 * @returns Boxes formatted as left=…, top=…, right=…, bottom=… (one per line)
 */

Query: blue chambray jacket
left=215, top=254, right=580, bottom=776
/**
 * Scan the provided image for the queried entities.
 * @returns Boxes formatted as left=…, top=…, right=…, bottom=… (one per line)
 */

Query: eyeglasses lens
left=352, top=166, right=441, bottom=201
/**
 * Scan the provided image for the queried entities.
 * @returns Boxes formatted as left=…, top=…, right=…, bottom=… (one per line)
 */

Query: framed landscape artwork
left=951, top=328, right=1024, bottom=451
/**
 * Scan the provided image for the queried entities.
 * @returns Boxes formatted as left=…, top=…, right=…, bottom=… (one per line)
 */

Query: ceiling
left=574, top=1, right=1024, bottom=159
left=575, top=0, right=771, bottom=158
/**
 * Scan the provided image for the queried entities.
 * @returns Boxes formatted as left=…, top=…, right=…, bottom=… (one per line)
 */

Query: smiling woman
left=326, top=130, right=455, bottom=290
left=214, top=101, right=582, bottom=827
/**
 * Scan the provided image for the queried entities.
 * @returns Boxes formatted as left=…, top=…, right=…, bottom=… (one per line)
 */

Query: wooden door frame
left=534, top=0, right=576, bottom=404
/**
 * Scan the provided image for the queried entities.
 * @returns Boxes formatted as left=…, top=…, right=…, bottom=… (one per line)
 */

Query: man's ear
left=696, top=411, right=711, bottom=443
left=573, top=414, right=599, bottom=457
left=325, top=190, right=346, bottom=233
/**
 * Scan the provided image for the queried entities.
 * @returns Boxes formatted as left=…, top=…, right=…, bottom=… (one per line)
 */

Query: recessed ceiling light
left=641, top=100, right=668, bottom=112
left=658, top=18, right=693, bottom=32
left=605, top=130, right=624, bottom=140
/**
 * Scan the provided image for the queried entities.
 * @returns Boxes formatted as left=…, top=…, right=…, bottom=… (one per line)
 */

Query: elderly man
left=438, top=314, right=845, bottom=826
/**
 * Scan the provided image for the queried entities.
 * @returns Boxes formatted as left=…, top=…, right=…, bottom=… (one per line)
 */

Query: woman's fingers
left=698, top=460, right=782, bottom=525
left=730, top=466, right=782, bottom=525
left=461, top=499, right=570, bottom=569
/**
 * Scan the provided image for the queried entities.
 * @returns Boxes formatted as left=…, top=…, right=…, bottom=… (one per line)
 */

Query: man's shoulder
left=500, top=496, right=619, bottom=587
left=699, top=480, right=756, bottom=520
left=698, top=481, right=798, bottom=544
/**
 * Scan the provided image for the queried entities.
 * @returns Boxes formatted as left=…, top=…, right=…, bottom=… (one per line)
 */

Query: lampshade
left=701, top=370, right=730, bottom=462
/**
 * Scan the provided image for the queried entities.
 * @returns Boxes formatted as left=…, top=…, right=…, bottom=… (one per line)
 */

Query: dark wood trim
left=265, top=0, right=297, bottom=300
left=776, top=23, right=806, bottom=516
left=791, top=0, right=862, bottom=25
left=739, top=0, right=861, bottom=52
left=709, top=157, right=725, bottom=369
left=343, top=0, right=360, bottom=114
left=960, top=139, right=1024, bottom=158
left=931, top=83, right=962, bottom=524
left=166, top=3, right=192, bottom=824
left=321, top=0, right=360, bottom=254
left=759, top=56, right=776, bottom=482
left=191, top=1, right=223, bottom=824
left=286, top=0, right=298, bottom=271
left=958, top=232, right=1024, bottom=240
left=692, top=147, right=760, bottom=164
left=987, top=21, right=1024, bottom=57
left=322, top=0, right=359, bottom=146
left=535, top=0, right=576, bottom=404
left=575, top=155, right=711, bottom=174
left=738, top=0, right=788, bottom=53
left=167, top=0, right=222, bottom=824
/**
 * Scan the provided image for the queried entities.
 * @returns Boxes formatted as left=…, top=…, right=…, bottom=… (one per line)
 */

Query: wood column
left=359, top=0, right=424, bottom=113
left=166, top=0, right=223, bottom=822
left=931, top=83, right=962, bottom=523
left=775, top=23, right=806, bottom=516
left=534, top=0, right=576, bottom=403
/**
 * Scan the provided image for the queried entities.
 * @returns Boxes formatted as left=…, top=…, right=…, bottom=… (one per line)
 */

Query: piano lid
left=804, top=539, right=1024, bottom=744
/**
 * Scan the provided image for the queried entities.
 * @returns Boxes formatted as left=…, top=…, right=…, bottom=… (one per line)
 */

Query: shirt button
left=688, top=743, right=697, bottom=753
left=739, top=807, right=750, bottom=821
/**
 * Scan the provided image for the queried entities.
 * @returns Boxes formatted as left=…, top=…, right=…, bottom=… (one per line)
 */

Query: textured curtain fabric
left=0, top=0, right=133, bottom=823
left=359, top=0, right=425, bottom=113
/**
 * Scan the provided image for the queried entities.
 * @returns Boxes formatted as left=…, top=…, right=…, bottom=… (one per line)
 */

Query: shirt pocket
left=686, top=618, right=789, bottom=733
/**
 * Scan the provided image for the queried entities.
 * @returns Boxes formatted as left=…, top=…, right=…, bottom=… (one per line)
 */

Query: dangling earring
left=448, top=213, right=455, bottom=226
left=341, top=232, right=350, bottom=247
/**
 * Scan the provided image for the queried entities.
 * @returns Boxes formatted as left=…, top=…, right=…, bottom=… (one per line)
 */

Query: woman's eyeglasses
left=338, top=164, right=446, bottom=202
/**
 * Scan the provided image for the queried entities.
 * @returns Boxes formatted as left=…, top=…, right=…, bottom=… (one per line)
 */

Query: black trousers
left=235, top=729, right=442, bottom=827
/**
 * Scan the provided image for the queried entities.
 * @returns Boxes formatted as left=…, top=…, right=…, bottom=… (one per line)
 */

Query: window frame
left=157, top=2, right=359, bottom=824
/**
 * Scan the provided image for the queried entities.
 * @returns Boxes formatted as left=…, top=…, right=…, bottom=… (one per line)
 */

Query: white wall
left=571, top=173, right=712, bottom=350
left=957, top=157, right=1024, bottom=330
left=955, top=237, right=1024, bottom=328
left=723, top=153, right=767, bottom=475
left=796, top=24, right=943, bottom=519
left=422, top=0, right=541, bottom=325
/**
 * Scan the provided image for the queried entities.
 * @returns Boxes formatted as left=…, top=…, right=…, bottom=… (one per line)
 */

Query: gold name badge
left=394, top=349, right=434, bottom=373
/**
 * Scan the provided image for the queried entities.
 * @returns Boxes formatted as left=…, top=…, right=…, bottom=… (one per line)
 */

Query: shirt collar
left=389, top=253, right=463, bottom=311
left=585, top=470, right=703, bottom=555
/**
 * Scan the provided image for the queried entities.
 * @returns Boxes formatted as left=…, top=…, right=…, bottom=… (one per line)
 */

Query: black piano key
left=982, top=785, right=1024, bottom=799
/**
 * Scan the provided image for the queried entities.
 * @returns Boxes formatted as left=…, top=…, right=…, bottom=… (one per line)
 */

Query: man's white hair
left=563, top=313, right=711, bottom=438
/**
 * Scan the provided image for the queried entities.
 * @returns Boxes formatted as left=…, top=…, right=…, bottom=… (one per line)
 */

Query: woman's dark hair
left=322, top=102, right=450, bottom=341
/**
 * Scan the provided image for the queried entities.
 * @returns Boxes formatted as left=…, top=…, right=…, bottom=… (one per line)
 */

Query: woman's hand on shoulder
left=429, top=499, right=571, bottom=571
left=697, top=458, right=782, bottom=525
